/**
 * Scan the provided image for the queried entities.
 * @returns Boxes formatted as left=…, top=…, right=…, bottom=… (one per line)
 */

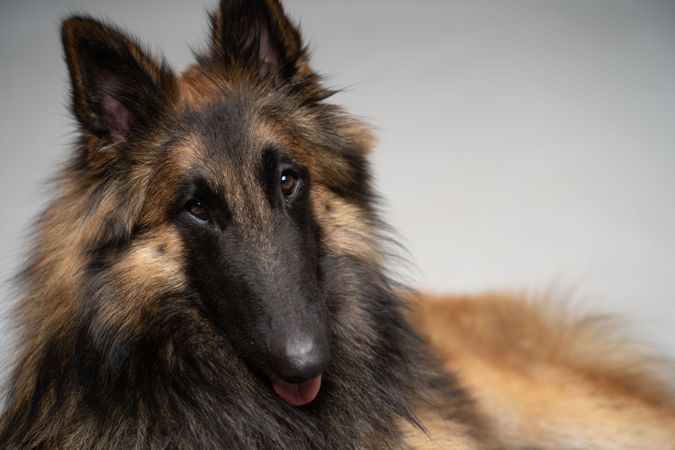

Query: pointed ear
left=61, top=17, right=178, bottom=145
left=209, top=0, right=324, bottom=94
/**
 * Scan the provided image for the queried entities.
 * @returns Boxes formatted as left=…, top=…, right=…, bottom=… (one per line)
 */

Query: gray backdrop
left=1, top=0, right=674, bottom=381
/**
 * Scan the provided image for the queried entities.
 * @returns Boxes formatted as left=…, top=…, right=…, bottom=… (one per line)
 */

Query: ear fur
left=61, top=17, right=178, bottom=146
left=208, top=0, right=329, bottom=99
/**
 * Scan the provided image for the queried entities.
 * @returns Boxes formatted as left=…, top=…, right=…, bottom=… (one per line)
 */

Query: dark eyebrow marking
left=259, top=146, right=283, bottom=207
left=169, top=173, right=228, bottom=219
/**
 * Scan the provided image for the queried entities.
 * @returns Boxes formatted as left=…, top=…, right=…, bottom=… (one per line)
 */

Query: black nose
left=272, top=335, right=330, bottom=383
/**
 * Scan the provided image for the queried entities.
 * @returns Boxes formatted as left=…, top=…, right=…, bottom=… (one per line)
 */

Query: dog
left=1, top=1, right=673, bottom=448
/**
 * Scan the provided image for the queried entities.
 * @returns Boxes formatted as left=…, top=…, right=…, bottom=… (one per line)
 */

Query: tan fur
left=311, top=185, right=381, bottom=264
left=94, top=227, right=186, bottom=336
left=400, top=411, right=490, bottom=450
left=407, top=292, right=675, bottom=449
left=179, top=65, right=228, bottom=112
left=6, top=4, right=674, bottom=449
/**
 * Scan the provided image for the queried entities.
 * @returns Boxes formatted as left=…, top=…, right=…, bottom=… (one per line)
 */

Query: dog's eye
left=186, top=200, right=209, bottom=222
left=280, top=170, right=300, bottom=198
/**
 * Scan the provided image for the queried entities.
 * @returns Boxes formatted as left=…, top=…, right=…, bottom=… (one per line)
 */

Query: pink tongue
left=272, top=375, right=322, bottom=407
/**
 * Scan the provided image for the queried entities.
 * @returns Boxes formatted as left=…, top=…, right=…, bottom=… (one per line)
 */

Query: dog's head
left=60, top=0, right=378, bottom=407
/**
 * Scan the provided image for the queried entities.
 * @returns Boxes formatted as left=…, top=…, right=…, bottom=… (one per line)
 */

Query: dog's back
left=408, top=292, right=675, bottom=449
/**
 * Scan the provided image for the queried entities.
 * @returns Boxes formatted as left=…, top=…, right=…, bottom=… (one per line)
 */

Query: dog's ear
left=209, top=0, right=323, bottom=92
left=61, top=17, right=177, bottom=146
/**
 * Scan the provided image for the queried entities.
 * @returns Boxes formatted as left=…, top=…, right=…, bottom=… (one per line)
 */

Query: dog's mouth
left=272, top=375, right=322, bottom=407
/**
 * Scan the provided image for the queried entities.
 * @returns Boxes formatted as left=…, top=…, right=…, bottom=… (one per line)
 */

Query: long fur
left=1, top=2, right=674, bottom=449
left=0, top=2, right=493, bottom=449
left=409, top=292, right=675, bottom=449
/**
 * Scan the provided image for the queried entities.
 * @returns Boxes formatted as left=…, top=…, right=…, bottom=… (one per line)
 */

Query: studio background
left=1, top=0, right=674, bottom=380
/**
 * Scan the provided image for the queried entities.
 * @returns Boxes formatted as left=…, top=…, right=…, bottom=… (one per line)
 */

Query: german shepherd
left=1, top=1, right=673, bottom=448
